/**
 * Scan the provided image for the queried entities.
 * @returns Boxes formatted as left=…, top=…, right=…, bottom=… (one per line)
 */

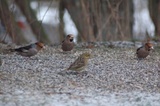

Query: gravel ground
left=0, top=41, right=160, bottom=106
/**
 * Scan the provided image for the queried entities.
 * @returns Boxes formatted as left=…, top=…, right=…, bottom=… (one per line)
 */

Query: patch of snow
left=1, top=91, right=160, bottom=106
left=133, top=0, right=155, bottom=40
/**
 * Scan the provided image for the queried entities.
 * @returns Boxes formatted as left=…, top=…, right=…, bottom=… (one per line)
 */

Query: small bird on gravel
left=9, top=42, right=44, bottom=57
left=136, top=40, right=154, bottom=59
left=67, top=53, right=91, bottom=71
left=62, top=34, right=74, bottom=51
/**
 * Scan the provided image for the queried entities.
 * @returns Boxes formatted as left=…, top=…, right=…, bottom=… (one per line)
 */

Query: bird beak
left=69, top=36, right=74, bottom=42
left=70, top=35, right=74, bottom=39
left=43, top=46, right=46, bottom=49
left=41, top=45, right=45, bottom=49
left=150, top=46, right=154, bottom=50
left=70, top=37, right=74, bottom=40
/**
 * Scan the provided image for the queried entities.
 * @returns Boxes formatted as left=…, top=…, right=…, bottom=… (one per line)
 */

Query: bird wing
left=14, top=44, right=33, bottom=52
left=68, top=57, right=85, bottom=70
left=136, top=46, right=143, bottom=54
left=17, top=48, right=38, bottom=57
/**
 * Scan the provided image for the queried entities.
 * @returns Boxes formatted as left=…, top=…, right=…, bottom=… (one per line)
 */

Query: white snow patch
left=133, top=0, right=155, bottom=40
left=1, top=91, right=160, bottom=106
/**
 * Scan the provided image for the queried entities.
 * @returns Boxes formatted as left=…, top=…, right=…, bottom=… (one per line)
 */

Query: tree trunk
left=15, top=0, right=50, bottom=44
left=148, top=0, right=160, bottom=41
left=60, top=0, right=132, bottom=42
left=0, top=0, right=27, bottom=44
left=60, top=0, right=95, bottom=42
left=59, top=0, right=65, bottom=42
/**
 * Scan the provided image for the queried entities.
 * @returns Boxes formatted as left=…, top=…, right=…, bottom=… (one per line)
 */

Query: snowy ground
left=0, top=41, right=160, bottom=106
left=0, top=91, right=160, bottom=106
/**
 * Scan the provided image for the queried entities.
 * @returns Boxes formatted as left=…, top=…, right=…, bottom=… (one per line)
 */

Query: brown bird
left=67, top=53, right=91, bottom=71
left=136, top=41, right=154, bottom=59
left=62, top=34, right=74, bottom=51
left=10, top=42, right=44, bottom=57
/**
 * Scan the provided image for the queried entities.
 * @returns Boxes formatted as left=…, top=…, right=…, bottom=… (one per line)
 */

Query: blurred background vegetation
left=0, top=0, right=159, bottom=45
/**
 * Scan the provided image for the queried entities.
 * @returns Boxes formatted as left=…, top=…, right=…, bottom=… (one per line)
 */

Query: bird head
left=145, top=42, right=154, bottom=51
left=82, top=53, right=91, bottom=59
left=66, top=34, right=74, bottom=42
left=35, top=42, right=45, bottom=50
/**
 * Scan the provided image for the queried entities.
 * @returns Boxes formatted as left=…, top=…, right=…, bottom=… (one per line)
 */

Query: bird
left=136, top=40, right=154, bottom=59
left=62, top=34, right=74, bottom=51
left=9, top=42, right=44, bottom=57
left=67, top=53, right=91, bottom=71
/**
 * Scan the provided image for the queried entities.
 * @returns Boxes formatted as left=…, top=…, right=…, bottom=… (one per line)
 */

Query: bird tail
left=57, top=68, right=69, bottom=76
left=65, top=68, right=69, bottom=71
left=2, top=48, right=15, bottom=54
left=8, top=49, right=16, bottom=52
left=8, top=48, right=23, bottom=52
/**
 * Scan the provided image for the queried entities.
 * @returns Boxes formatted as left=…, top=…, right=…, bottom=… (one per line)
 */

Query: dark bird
left=136, top=40, right=154, bottom=59
left=62, top=34, right=74, bottom=51
left=10, top=42, right=44, bottom=57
